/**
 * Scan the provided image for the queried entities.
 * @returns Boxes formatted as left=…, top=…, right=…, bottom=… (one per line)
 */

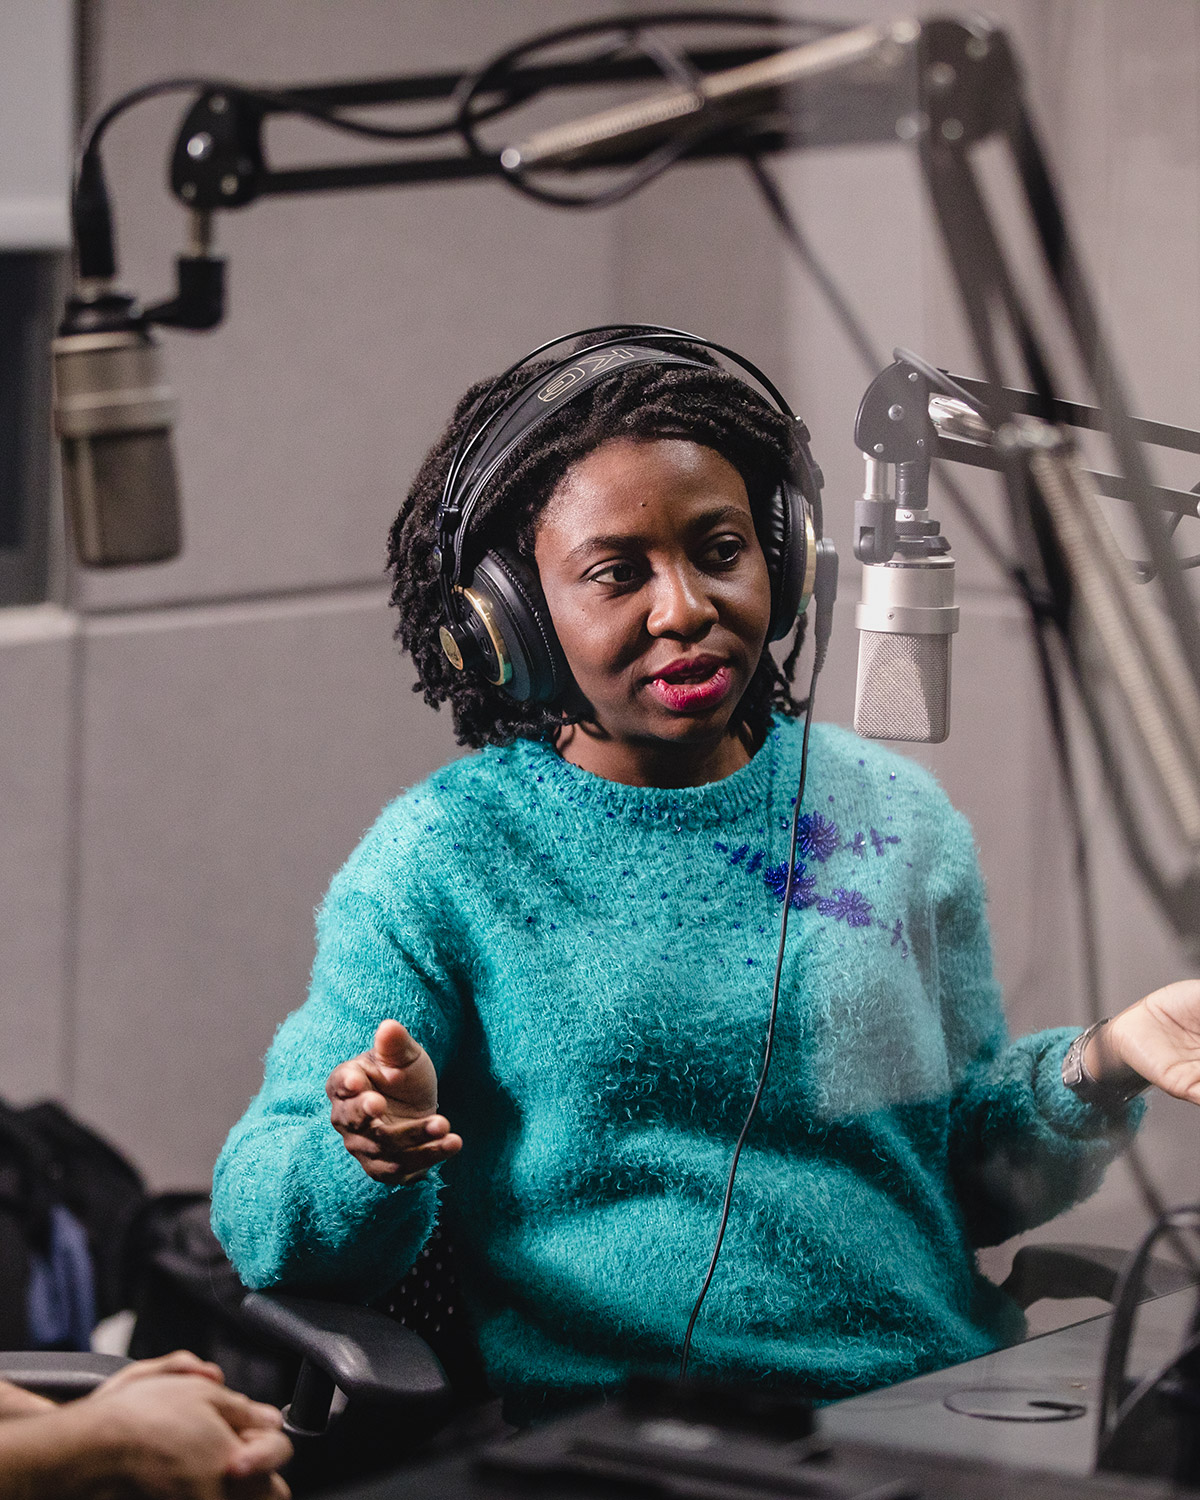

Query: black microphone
left=52, top=286, right=183, bottom=567
left=853, top=458, right=958, bottom=744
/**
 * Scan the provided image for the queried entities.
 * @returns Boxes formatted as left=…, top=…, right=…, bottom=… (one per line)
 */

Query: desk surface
left=330, top=1290, right=1198, bottom=1500
left=820, top=1287, right=1195, bottom=1473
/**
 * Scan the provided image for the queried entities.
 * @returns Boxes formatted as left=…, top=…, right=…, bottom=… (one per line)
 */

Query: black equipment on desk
left=479, top=1376, right=915, bottom=1500
left=1097, top=1206, right=1200, bottom=1486
left=469, top=1374, right=1200, bottom=1500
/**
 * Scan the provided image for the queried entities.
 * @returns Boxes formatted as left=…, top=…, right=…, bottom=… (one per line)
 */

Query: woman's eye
left=708, top=536, right=744, bottom=566
left=590, top=561, right=641, bottom=587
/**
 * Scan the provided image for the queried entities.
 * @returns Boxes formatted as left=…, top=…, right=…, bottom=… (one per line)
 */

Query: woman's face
left=533, top=436, right=773, bottom=785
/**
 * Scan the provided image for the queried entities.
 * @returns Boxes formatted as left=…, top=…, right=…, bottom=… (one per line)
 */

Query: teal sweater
left=212, top=717, right=1137, bottom=1418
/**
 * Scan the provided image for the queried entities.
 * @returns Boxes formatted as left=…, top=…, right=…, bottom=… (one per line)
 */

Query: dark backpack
left=126, top=1193, right=300, bottom=1405
left=0, top=1099, right=146, bottom=1349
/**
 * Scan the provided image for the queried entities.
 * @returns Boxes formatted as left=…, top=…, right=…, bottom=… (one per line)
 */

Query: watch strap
left=1062, top=1019, right=1149, bottom=1110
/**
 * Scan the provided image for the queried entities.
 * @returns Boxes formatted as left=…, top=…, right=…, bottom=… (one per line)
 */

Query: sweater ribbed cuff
left=1032, top=1030, right=1147, bottom=1139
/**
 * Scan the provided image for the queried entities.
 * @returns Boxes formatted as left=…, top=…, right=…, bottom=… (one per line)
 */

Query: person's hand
left=326, top=1019, right=463, bottom=1183
left=76, top=1372, right=291, bottom=1499
left=1091, top=979, right=1200, bottom=1105
left=0, top=1353, right=223, bottom=1423
left=0, top=1379, right=55, bottom=1419
left=94, top=1349, right=225, bottom=1398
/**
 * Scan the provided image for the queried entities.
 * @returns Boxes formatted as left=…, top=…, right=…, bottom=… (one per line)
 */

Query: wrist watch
left=1062, top=1018, right=1149, bottom=1110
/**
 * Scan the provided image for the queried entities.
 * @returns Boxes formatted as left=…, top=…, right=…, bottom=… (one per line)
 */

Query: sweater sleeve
left=932, top=803, right=1143, bottom=1249
left=211, top=861, right=464, bottom=1299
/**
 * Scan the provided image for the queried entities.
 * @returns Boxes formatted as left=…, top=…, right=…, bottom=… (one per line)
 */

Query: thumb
left=373, top=1019, right=423, bottom=1070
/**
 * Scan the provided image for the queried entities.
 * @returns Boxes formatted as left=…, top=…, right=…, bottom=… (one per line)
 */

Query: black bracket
left=170, top=90, right=267, bottom=211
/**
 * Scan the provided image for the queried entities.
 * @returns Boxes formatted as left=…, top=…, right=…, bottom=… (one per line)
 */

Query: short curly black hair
left=387, top=333, right=810, bottom=749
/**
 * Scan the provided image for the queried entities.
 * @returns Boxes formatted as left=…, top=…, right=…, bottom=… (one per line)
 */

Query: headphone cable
left=679, top=653, right=821, bottom=1379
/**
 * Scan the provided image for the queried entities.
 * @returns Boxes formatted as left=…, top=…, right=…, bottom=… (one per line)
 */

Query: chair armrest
left=0, top=1351, right=130, bottom=1401
left=239, top=1292, right=450, bottom=1410
left=1000, top=1242, right=1194, bottom=1309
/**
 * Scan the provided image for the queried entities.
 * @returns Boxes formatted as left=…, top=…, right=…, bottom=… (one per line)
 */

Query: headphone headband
left=438, top=344, right=706, bottom=587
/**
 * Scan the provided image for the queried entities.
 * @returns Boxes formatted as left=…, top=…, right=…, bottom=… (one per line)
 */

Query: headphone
left=434, top=325, right=826, bottom=704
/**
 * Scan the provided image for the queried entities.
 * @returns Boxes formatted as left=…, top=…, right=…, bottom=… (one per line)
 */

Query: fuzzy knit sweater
left=212, top=716, right=1139, bottom=1420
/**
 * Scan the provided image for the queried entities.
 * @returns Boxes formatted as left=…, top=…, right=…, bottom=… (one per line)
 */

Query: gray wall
left=1, top=2, right=1197, bottom=1308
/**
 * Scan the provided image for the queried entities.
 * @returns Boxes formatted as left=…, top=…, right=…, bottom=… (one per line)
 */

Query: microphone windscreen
left=53, top=329, right=182, bottom=567
left=854, top=630, right=952, bottom=743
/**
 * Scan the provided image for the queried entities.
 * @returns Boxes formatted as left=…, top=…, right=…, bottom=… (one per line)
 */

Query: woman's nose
left=645, top=564, right=720, bottom=638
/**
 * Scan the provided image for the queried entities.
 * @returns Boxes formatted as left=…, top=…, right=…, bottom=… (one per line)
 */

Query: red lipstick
left=645, top=655, right=733, bottom=713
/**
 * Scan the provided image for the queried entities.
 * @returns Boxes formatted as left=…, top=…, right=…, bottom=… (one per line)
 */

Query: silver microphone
left=52, top=291, right=182, bottom=568
left=854, top=552, right=957, bottom=743
left=853, top=457, right=958, bottom=744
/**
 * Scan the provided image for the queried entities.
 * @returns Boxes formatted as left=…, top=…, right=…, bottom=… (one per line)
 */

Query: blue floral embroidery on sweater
left=763, top=860, right=818, bottom=909
left=716, top=803, right=906, bottom=951
left=798, top=812, right=840, bottom=863
left=817, top=887, right=874, bottom=927
left=889, top=917, right=909, bottom=959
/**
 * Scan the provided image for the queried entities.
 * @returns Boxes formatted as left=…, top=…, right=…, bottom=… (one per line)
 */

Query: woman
left=212, top=331, right=1200, bottom=1424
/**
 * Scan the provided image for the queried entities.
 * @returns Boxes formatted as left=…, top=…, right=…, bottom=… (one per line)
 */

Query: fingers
left=331, top=1091, right=450, bottom=1143
left=372, top=1018, right=423, bottom=1070
left=350, top=1130, right=463, bottom=1182
left=328, top=1087, right=391, bottom=1134
left=98, top=1350, right=225, bottom=1395
left=356, top=1133, right=464, bottom=1182
left=326, top=1059, right=372, bottom=1103
left=325, top=1022, right=431, bottom=1106
left=206, top=1385, right=286, bottom=1438
left=225, top=1425, right=294, bottom=1478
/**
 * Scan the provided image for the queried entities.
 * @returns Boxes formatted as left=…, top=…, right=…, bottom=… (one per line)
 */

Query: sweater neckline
left=510, top=718, right=791, bottom=828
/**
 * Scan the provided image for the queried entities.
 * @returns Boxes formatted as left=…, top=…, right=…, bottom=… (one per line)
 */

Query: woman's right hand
left=325, top=1020, right=462, bottom=1183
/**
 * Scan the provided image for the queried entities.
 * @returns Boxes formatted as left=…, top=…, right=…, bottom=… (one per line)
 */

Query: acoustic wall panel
left=71, top=590, right=460, bottom=1187
left=0, top=606, right=77, bottom=1100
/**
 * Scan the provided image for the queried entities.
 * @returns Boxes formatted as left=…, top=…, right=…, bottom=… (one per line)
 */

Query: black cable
left=496, top=117, right=722, bottom=210
left=1098, top=1204, right=1200, bottom=1456
left=745, top=154, right=885, bottom=378
left=459, top=12, right=841, bottom=209
left=1132, top=508, right=1197, bottom=579
left=891, top=345, right=988, bottom=415
left=680, top=658, right=821, bottom=1379
left=80, top=75, right=492, bottom=161
left=80, top=75, right=233, bottom=161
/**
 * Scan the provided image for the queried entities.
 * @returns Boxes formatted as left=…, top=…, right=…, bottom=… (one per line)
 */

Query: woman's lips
left=645, top=662, right=734, bottom=712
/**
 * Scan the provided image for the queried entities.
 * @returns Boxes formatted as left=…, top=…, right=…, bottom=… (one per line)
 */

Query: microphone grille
left=61, top=430, right=181, bottom=567
left=854, top=631, right=951, bottom=744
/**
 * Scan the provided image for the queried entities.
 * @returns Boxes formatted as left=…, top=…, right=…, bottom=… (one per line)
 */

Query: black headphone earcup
left=758, top=477, right=808, bottom=643
left=468, top=547, right=570, bottom=704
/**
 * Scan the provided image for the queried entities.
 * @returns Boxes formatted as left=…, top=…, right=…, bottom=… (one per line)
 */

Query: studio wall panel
left=0, top=606, right=77, bottom=1101
left=71, top=591, right=460, bottom=1187
left=0, top=0, right=72, bottom=248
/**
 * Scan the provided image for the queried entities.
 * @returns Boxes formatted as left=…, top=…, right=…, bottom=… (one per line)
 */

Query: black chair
left=239, top=1226, right=502, bottom=1492
left=0, top=1349, right=129, bottom=1400
left=999, top=1241, right=1193, bottom=1308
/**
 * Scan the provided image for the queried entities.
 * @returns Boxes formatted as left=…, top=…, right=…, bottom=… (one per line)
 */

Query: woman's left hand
left=1097, top=980, right=1200, bottom=1105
